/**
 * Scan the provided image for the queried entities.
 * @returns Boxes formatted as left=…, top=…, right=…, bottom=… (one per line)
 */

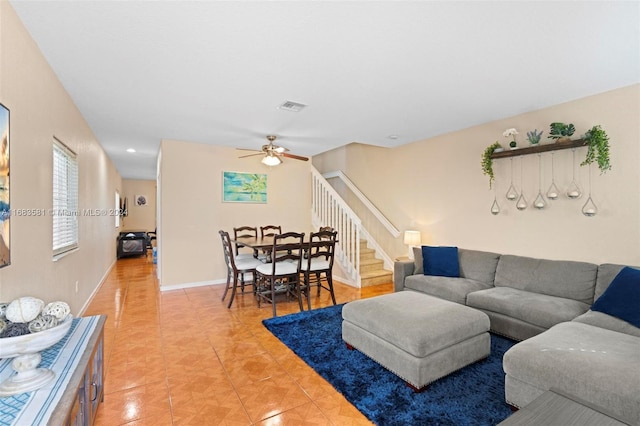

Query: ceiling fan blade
left=238, top=153, right=265, bottom=158
left=236, top=147, right=262, bottom=152
left=282, top=153, right=309, bottom=161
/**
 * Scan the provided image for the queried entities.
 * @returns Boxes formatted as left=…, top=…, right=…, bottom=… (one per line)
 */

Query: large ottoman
left=342, top=291, right=490, bottom=391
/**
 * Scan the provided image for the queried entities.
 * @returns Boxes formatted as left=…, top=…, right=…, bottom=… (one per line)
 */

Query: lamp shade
left=403, top=230, right=421, bottom=246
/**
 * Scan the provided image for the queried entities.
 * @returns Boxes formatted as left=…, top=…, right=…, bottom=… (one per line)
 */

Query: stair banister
left=311, top=168, right=361, bottom=285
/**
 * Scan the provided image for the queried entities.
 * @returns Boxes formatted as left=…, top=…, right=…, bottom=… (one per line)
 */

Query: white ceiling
left=10, top=1, right=640, bottom=180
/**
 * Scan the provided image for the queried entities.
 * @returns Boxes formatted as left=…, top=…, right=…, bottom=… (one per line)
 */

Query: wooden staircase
left=359, top=240, right=393, bottom=287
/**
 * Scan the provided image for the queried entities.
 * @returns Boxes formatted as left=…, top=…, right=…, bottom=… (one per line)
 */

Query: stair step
left=360, top=269, right=393, bottom=287
left=360, top=258, right=384, bottom=273
left=351, top=240, right=393, bottom=286
left=359, top=247, right=376, bottom=261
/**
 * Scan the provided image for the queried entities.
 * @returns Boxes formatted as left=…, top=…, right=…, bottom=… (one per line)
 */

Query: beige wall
left=0, top=3, right=122, bottom=313
left=158, top=139, right=312, bottom=289
left=314, top=85, right=640, bottom=266
left=121, top=179, right=156, bottom=233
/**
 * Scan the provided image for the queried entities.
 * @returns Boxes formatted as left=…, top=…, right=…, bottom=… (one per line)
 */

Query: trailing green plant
left=481, top=141, right=502, bottom=188
left=549, top=122, right=575, bottom=140
left=581, top=125, right=611, bottom=173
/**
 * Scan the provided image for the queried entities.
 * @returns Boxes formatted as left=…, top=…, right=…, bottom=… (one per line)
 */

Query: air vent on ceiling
left=278, top=100, right=307, bottom=112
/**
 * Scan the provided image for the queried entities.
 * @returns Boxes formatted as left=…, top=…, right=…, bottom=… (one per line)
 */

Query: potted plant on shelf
left=526, top=129, right=543, bottom=145
left=481, top=141, right=502, bottom=188
left=548, top=122, right=575, bottom=142
left=581, top=125, right=611, bottom=173
left=503, top=128, right=518, bottom=149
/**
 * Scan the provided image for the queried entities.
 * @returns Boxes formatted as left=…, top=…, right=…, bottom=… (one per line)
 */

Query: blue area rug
left=263, top=303, right=516, bottom=425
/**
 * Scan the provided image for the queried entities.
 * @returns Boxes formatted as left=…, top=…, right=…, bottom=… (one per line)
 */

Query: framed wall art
left=0, top=102, right=10, bottom=268
left=222, top=171, right=267, bottom=203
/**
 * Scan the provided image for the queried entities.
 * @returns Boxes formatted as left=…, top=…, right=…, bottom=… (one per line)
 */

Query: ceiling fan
left=237, top=135, right=309, bottom=166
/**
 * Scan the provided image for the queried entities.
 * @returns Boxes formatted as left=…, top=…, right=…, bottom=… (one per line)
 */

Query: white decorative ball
left=43, top=301, right=71, bottom=321
left=5, top=297, right=45, bottom=323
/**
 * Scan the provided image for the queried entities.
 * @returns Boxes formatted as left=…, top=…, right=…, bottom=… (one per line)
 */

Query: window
left=53, top=138, right=78, bottom=256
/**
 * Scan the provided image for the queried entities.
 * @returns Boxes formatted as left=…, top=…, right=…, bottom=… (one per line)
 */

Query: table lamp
left=403, top=230, right=421, bottom=260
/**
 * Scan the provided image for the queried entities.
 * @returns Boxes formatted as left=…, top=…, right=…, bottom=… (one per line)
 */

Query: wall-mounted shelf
left=491, top=139, right=587, bottom=159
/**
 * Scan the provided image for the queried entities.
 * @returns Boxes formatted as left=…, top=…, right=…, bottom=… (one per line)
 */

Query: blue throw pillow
left=422, top=246, right=460, bottom=278
left=591, top=266, right=640, bottom=328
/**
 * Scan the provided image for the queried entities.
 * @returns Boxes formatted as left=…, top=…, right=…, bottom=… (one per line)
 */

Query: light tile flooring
left=84, top=253, right=393, bottom=425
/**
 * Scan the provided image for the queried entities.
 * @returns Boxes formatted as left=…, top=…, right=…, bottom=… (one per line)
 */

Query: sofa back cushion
left=595, top=263, right=628, bottom=300
left=413, top=247, right=500, bottom=286
left=494, top=255, right=598, bottom=304
left=458, top=249, right=501, bottom=286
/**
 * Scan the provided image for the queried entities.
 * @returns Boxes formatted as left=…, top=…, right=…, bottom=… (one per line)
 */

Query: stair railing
left=311, top=168, right=361, bottom=286
left=320, top=170, right=397, bottom=271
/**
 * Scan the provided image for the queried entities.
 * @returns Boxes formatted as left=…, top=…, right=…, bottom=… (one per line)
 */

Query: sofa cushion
left=466, top=287, right=590, bottom=329
left=503, top=322, right=640, bottom=425
left=458, top=249, right=501, bottom=285
left=413, top=247, right=500, bottom=285
left=590, top=266, right=640, bottom=328
left=594, top=263, right=627, bottom=300
left=422, top=246, right=459, bottom=277
left=494, top=255, right=598, bottom=304
left=404, top=275, right=492, bottom=305
left=573, top=310, right=640, bottom=338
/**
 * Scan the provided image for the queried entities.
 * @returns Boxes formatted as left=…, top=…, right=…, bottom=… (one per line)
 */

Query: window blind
left=53, top=139, right=78, bottom=255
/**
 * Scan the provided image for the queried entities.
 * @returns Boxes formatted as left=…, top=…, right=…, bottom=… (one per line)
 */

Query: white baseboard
left=77, top=258, right=117, bottom=316
left=159, top=278, right=226, bottom=292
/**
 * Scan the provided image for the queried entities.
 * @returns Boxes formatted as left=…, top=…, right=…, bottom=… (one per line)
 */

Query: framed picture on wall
left=222, top=171, right=267, bottom=203
left=0, top=102, right=10, bottom=268
left=135, top=194, right=148, bottom=207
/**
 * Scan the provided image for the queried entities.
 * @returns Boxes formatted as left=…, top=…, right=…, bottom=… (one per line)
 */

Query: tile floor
left=84, top=253, right=393, bottom=425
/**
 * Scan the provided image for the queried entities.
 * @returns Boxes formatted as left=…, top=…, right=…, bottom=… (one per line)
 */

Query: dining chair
left=255, top=232, right=305, bottom=317
left=301, top=229, right=338, bottom=309
left=232, top=226, right=263, bottom=261
left=259, top=225, right=285, bottom=260
left=260, top=225, right=282, bottom=238
left=219, top=230, right=262, bottom=308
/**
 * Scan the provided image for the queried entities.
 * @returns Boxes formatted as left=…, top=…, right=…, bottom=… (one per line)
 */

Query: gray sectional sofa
left=394, top=249, right=640, bottom=424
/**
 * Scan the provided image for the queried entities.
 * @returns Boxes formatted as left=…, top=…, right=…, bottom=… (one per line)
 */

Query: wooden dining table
left=230, top=234, right=338, bottom=262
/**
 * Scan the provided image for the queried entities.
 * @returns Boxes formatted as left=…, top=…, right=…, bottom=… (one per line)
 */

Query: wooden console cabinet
left=56, top=315, right=106, bottom=426
left=59, top=315, right=105, bottom=425
left=0, top=315, right=106, bottom=426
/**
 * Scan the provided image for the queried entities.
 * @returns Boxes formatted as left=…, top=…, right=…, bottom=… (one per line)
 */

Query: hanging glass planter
left=546, top=152, right=559, bottom=200
left=506, top=157, right=518, bottom=201
left=534, top=154, right=547, bottom=209
left=582, top=164, right=598, bottom=217
left=491, top=197, right=500, bottom=215
left=491, top=184, right=500, bottom=215
left=567, top=149, right=582, bottom=199
left=516, top=193, right=528, bottom=210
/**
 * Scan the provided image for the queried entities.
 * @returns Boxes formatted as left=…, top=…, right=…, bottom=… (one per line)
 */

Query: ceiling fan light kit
left=238, top=135, right=309, bottom=166
left=261, top=153, right=282, bottom=166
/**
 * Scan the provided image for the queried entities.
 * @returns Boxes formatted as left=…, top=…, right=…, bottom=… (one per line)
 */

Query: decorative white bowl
left=0, top=315, right=73, bottom=396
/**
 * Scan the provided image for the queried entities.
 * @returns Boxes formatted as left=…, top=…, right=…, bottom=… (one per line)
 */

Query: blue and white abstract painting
left=223, top=171, right=267, bottom=203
